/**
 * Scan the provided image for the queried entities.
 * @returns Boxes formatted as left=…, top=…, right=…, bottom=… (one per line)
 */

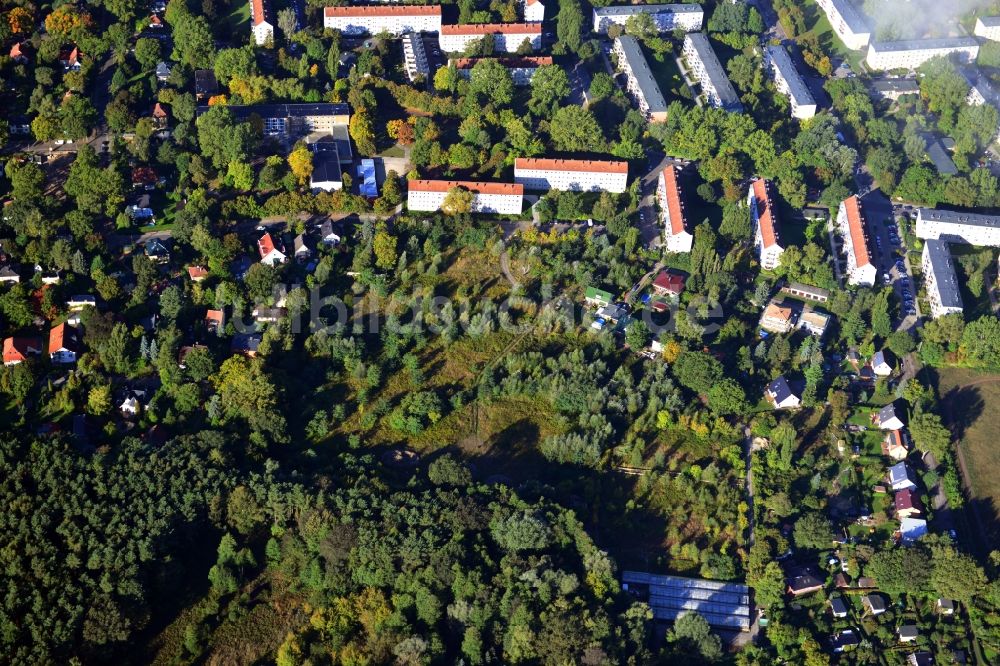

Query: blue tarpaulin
left=357, top=159, right=377, bottom=198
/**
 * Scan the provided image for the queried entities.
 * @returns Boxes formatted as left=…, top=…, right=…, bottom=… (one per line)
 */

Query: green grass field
left=935, top=367, right=1000, bottom=544
left=799, top=0, right=866, bottom=72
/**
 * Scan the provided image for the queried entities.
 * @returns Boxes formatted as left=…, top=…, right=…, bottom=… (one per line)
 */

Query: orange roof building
left=257, top=232, right=286, bottom=266
left=187, top=265, right=209, bottom=281
left=322, top=5, right=442, bottom=36
left=514, top=158, right=628, bottom=193
left=657, top=165, right=693, bottom=253
left=748, top=178, right=784, bottom=270
left=49, top=323, right=81, bottom=364
left=250, top=0, right=274, bottom=45
left=837, top=195, right=879, bottom=286
left=3, top=337, right=43, bottom=366
left=407, top=179, right=524, bottom=215
left=439, top=22, right=542, bottom=53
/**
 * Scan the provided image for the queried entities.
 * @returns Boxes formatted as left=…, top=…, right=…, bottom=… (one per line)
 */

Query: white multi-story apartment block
left=836, top=195, right=878, bottom=286
left=683, top=33, right=742, bottom=112
left=322, top=5, right=442, bottom=36
left=814, top=0, right=870, bottom=50
left=197, top=103, right=351, bottom=138
left=402, top=32, right=429, bottom=82
left=866, top=38, right=979, bottom=71
left=438, top=22, right=541, bottom=53
left=916, top=208, right=1000, bottom=246
left=922, top=240, right=964, bottom=318
left=748, top=178, right=784, bottom=270
left=612, top=36, right=668, bottom=122
left=407, top=180, right=524, bottom=214
left=451, top=56, right=553, bottom=85
left=657, top=165, right=693, bottom=253
left=513, top=158, right=628, bottom=193
left=592, top=4, right=703, bottom=34
left=765, top=45, right=816, bottom=120
left=975, top=16, right=1000, bottom=42
left=964, top=71, right=1000, bottom=141
left=250, top=0, right=274, bottom=45
left=522, top=0, right=545, bottom=23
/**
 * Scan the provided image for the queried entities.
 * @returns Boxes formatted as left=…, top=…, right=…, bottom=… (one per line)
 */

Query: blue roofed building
left=621, top=570, right=751, bottom=631
left=357, top=159, right=378, bottom=198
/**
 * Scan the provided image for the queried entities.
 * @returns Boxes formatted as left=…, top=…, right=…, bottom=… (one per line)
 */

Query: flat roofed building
left=439, top=22, right=542, bottom=53
left=916, top=208, right=1000, bottom=246
left=197, top=103, right=350, bottom=138
left=407, top=179, right=524, bottom=215
left=866, top=37, right=979, bottom=71
left=748, top=178, right=784, bottom=270
left=612, top=36, right=669, bottom=122
left=781, top=282, right=830, bottom=303
left=251, top=0, right=274, bottom=45
left=621, top=571, right=751, bottom=631
left=922, top=240, right=964, bottom=318
left=837, top=195, right=878, bottom=286
left=452, top=56, right=554, bottom=85
left=402, top=32, right=429, bottom=82
left=513, top=158, right=628, bottom=193
left=975, top=16, right=1000, bottom=41
left=592, top=4, right=703, bottom=34
left=322, top=5, right=442, bottom=36
left=765, top=45, right=817, bottom=119
left=310, top=144, right=343, bottom=192
left=683, top=33, right=742, bottom=112
left=815, top=0, right=871, bottom=50
left=657, top=165, right=693, bottom=253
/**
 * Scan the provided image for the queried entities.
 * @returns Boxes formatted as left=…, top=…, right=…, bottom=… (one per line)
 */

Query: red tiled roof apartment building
left=513, top=158, right=628, bottom=193
left=407, top=180, right=524, bottom=215
left=439, top=22, right=542, bottom=53
left=250, top=0, right=274, bottom=45
left=836, top=195, right=878, bottom=286
left=451, top=56, right=553, bottom=85
left=657, top=165, right=693, bottom=253
left=323, top=5, right=442, bottom=36
left=748, top=178, right=784, bottom=270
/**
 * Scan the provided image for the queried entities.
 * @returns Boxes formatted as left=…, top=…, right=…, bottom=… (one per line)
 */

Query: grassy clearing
left=936, top=367, right=1000, bottom=540
left=799, top=0, right=866, bottom=72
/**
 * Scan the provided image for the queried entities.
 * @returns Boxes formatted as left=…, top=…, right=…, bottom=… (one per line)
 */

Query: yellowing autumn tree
left=45, top=6, right=93, bottom=37
left=373, top=223, right=397, bottom=270
left=386, top=119, right=414, bottom=145
left=349, top=110, right=376, bottom=155
left=287, top=144, right=313, bottom=187
left=8, top=7, right=33, bottom=34
left=441, top=187, right=473, bottom=215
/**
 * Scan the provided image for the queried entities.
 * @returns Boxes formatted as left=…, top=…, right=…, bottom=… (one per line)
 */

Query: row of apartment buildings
left=682, top=32, right=742, bottom=113
left=836, top=195, right=878, bottom=286
left=656, top=166, right=694, bottom=253
left=865, top=37, right=979, bottom=71
left=592, top=4, right=703, bottom=34
left=975, top=16, right=1000, bottom=42
left=815, top=0, right=870, bottom=51
left=916, top=208, right=1000, bottom=318
left=764, top=44, right=817, bottom=120
left=748, top=179, right=784, bottom=270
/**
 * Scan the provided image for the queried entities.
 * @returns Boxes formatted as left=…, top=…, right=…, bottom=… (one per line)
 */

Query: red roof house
left=3, top=337, right=43, bottom=365
left=651, top=270, right=685, bottom=297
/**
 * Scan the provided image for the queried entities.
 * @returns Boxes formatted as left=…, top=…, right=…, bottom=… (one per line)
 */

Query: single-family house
left=882, top=429, right=909, bottom=461
left=651, top=270, right=685, bottom=298
left=797, top=307, right=831, bottom=337
left=888, top=462, right=917, bottom=491
left=60, top=46, right=81, bottom=71
left=900, top=517, right=928, bottom=542
left=293, top=234, right=312, bottom=262
left=863, top=594, right=887, bottom=615
left=119, top=388, right=148, bottom=417
left=187, top=265, right=209, bottom=282
left=834, top=573, right=850, bottom=589
left=829, top=596, right=848, bottom=618
left=831, top=629, right=860, bottom=653
left=894, top=488, right=923, bottom=519
left=0, top=265, right=21, bottom=284
left=151, top=102, right=170, bottom=129
left=144, top=239, right=170, bottom=264
left=786, top=566, right=824, bottom=596
left=908, top=653, right=934, bottom=666
left=205, top=309, right=225, bottom=333
left=596, top=303, right=629, bottom=326
left=149, top=13, right=164, bottom=28
left=872, top=350, right=894, bottom=377
left=319, top=220, right=341, bottom=246
left=156, top=61, right=172, bottom=82
left=766, top=375, right=801, bottom=409
left=876, top=402, right=906, bottom=431
left=10, top=42, right=29, bottom=64
left=257, top=232, right=286, bottom=266
left=898, top=625, right=919, bottom=643
left=231, top=333, right=262, bottom=357
left=760, top=300, right=795, bottom=334
left=3, top=337, right=43, bottom=366
left=49, top=323, right=81, bottom=364
left=253, top=306, right=286, bottom=323
left=585, top=286, right=613, bottom=309
left=937, top=598, right=955, bottom=615
left=67, top=295, right=96, bottom=311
